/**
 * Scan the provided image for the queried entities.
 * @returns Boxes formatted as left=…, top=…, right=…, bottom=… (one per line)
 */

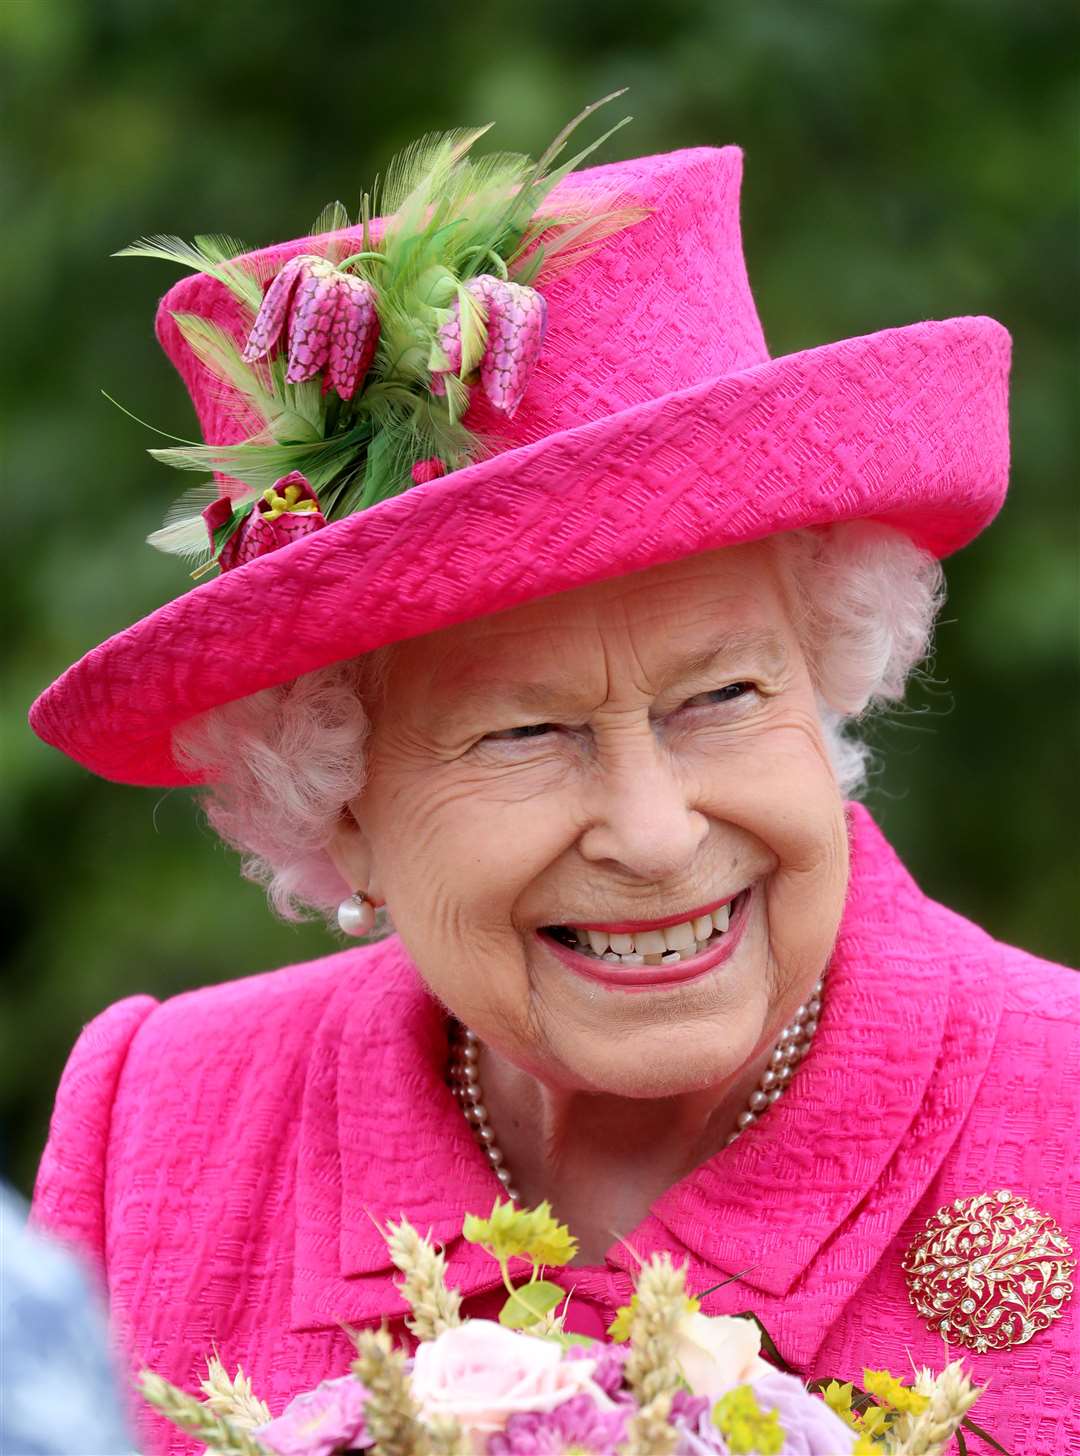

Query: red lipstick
left=569, top=892, right=739, bottom=935
left=540, top=888, right=752, bottom=992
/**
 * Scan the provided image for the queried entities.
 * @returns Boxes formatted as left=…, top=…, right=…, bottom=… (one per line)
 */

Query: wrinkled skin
left=330, top=545, right=849, bottom=1257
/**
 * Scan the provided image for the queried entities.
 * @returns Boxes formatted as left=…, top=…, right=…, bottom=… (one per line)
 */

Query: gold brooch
left=902, top=1189, right=1074, bottom=1353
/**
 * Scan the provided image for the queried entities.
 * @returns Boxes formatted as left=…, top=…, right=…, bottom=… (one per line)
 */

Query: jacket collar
left=290, top=805, right=1004, bottom=1365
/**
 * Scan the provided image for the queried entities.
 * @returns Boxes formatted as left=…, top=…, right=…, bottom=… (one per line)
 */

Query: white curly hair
left=174, top=521, right=944, bottom=920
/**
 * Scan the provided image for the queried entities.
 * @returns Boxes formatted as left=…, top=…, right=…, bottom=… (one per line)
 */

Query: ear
left=327, top=802, right=384, bottom=904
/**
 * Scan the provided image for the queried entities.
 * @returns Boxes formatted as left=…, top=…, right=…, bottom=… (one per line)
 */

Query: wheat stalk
left=138, top=1371, right=273, bottom=1455
left=385, top=1216, right=463, bottom=1342
left=621, top=1391, right=680, bottom=1456
left=886, top=1360, right=983, bottom=1455
left=624, top=1253, right=688, bottom=1407
left=200, top=1355, right=272, bottom=1429
left=351, top=1326, right=432, bottom=1456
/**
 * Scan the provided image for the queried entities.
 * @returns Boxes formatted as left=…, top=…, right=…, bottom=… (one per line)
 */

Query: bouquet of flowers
left=140, top=1200, right=994, bottom=1456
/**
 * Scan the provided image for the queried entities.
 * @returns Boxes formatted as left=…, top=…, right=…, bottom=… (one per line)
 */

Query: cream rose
left=410, top=1320, right=611, bottom=1443
left=671, top=1312, right=773, bottom=1399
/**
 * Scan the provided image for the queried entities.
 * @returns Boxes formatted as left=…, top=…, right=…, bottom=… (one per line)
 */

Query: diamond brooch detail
left=902, top=1189, right=1074, bottom=1353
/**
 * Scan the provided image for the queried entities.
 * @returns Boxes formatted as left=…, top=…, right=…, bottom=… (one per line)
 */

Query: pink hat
left=29, top=122, right=1011, bottom=787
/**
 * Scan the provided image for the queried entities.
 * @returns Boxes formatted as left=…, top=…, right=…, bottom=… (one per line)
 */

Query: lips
left=539, top=888, right=752, bottom=990
left=570, top=892, right=740, bottom=935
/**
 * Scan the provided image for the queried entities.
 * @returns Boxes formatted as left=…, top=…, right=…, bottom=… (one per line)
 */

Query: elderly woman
left=29, top=123, right=1078, bottom=1455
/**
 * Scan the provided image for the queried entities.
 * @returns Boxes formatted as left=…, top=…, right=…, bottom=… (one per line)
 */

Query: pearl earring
left=337, top=891, right=376, bottom=937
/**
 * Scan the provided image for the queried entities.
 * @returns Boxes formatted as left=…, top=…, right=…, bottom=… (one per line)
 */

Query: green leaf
left=498, top=1280, right=565, bottom=1329
left=415, top=264, right=459, bottom=311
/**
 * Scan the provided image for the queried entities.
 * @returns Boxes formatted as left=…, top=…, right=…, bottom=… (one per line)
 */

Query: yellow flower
left=863, top=1368, right=930, bottom=1414
left=608, top=1296, right=638, bottom=1343
left=821, top=1380, right=858, bottom=1430
left=851, top=1437, right=881, bottom=1455
left=860, top=1405, right=891, bottom=1438
left=712, top=1385, right=784, bottom=1455
left=462, top=1200, right=577, bottom=1268
left=525, top=1204, right=579, bottom=1268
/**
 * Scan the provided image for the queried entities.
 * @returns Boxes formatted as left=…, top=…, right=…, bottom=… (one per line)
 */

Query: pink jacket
left=33, top=806, right=1080, bottom=1455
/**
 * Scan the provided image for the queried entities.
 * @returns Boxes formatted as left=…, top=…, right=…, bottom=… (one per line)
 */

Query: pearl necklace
left=447, top=975, right=825, bottom=1204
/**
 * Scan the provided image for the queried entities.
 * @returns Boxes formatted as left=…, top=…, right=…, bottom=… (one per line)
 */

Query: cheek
left=362, top=760, right=577, bottom=1008
left=695, top=710, right=849, bottom=965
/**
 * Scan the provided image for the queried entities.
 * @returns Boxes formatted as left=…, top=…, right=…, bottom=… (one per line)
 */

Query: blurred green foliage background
left=3, top=0, right=1077, bottom=1196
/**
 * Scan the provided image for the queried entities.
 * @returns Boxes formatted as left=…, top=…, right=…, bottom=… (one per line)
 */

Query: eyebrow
left=442, top=628, right=790, bottom=721
left=670, top=627, right=790, bottom=682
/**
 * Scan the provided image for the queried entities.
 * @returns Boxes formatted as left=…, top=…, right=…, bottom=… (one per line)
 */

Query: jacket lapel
left=291, top=940, right=508, bottom=1332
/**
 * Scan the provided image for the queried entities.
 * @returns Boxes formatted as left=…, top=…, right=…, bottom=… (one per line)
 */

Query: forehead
left=390, top=544, right=794, bottom=701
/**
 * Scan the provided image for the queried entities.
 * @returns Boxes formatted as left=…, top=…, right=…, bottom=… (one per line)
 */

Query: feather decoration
left=509, top=197, right=649, bottom=285
left=114, top=235, right=263, bottom=312
left=170, top=314, right=276, bottom=420
left=149, top=427, right=369, bottom=493
left=146, top=482, right=232, bottom=561
left=456, top=282, right=489, bottom=377
left=309, top=201, right=352, bottom=238
left=127, top=94, right=644, bottom=573
left=192, top=234, right=251, bottom=265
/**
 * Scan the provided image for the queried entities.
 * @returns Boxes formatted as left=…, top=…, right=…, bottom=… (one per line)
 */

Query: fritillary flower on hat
left=119, top=95, right=640, bottom=580
left=202, top=471, right=326, bottom=573
left=242, top=255, right=380, bottom=400
left=430, top=273, right=548, bottom=417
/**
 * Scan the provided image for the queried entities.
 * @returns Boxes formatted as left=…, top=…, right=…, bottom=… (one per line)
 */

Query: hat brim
left=30, top=314, right=1010, bottom=786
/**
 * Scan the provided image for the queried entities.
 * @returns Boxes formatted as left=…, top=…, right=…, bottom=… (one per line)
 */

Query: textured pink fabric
left=32, top=806, right=1079, bottom=1454
left=27, top=146, right=1011, bottom=786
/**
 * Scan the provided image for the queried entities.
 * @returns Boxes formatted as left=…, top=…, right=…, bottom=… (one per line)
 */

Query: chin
left=535, top=998, right=770, bottom=1102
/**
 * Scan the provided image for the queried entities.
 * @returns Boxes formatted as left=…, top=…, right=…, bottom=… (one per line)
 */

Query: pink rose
left=410, top=1320, right=611, bottom=1443
left=671, top=1313, right=772, bottom=1400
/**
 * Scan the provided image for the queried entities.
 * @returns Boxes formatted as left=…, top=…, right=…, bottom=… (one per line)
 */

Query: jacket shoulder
left=917, top=884, right=1079, bottom=1027
left=138, top=940, right=371, bottom=1043
left=997, top=940, right=1080, bottom=1023
left=33, top=994, right=158, bottom=1277
left=33, top=941, right=391, bottom=1275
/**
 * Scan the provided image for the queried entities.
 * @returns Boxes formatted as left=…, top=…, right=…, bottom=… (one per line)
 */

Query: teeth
left=634, top=929, right=667, bottom=955
left=663, top=921, right=695, bottom=952
left=564, top=897, right=739, bottom=968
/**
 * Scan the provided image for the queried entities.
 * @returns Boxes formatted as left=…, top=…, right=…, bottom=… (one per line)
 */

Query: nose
left=578, top=729, right=709, bottom=882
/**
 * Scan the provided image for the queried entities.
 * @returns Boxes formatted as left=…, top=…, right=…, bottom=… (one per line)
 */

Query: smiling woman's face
left=334, top=543, right=849, bottom=1099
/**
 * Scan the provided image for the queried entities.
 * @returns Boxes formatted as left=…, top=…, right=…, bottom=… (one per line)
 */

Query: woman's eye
left=682, top=682, right=755, bottom=709
left=482, top=723, right=557, bottom=743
